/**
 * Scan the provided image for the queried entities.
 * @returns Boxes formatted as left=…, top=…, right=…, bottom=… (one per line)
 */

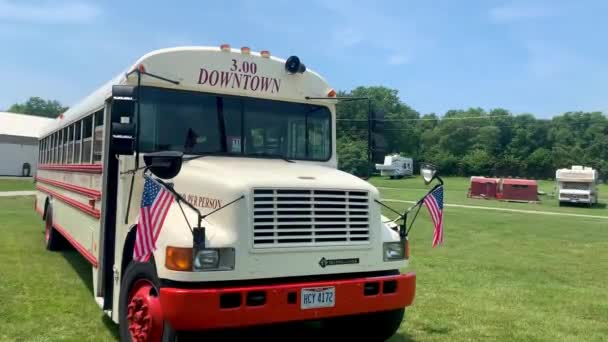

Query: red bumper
left=159, top=272, right=416, bottom=331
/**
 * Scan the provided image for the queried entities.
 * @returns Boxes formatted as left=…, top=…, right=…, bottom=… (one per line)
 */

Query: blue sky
left=1, top=0, right=607, bottom=117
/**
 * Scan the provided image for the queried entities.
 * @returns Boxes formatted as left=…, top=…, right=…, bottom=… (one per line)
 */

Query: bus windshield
left=138, top=87, right=331, bottom=161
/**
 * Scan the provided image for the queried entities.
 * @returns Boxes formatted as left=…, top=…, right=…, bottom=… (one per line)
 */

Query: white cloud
left=0, top=0, right=101, bottom=24
left=316, top=0, right=428, bottom=64
left=387, top=54, right=409, bottom=66
left=330, top=27, right=363, bottom=48
left=489, top=3, right=559, bottom=22
left=524, top=41, right=591, bottom=79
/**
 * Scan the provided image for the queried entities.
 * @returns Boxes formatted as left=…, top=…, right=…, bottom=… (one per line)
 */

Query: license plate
left=301, top=286, right=336, bottom=309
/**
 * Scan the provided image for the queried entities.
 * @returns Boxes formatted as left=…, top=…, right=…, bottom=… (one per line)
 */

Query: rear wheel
left=325, top=308, right=405, bottom=341
left=119, top=261, right=178, bottom=342
left=44, top=205, right=64, bottom=251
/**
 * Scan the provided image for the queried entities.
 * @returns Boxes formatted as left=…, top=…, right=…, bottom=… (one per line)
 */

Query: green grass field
left=1, top=179, right=607, bottom=341
left=0, top=178, right=35, bottom=192
left=372, top=176, right=608, bottom=217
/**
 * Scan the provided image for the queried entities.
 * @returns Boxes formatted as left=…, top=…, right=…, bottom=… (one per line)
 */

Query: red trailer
left=497, top=179, right=538, bottom=202
left=468, top=177, right=499, bottom=199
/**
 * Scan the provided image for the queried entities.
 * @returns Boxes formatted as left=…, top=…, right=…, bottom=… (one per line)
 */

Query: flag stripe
left=152, top=191, right=172, bottom=239
left=133, top=176, right=174, bottom=262
left=153, top=194, right=173, bottom=241
left=423, top=186, right=444, bottom=248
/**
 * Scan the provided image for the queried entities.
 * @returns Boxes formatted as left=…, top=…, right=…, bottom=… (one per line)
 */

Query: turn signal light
left=165, top=246, right=193, bottom=271
left=220, top=44, right=231, bottom=52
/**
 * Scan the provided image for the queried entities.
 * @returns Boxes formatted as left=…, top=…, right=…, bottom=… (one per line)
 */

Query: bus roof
left=40, top=46, right=334, bottom=137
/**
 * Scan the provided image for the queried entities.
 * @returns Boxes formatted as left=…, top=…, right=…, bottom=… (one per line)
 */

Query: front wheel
left=119, top=261, right=178, bottom=342
left=325, top=308, right=405, bottom=341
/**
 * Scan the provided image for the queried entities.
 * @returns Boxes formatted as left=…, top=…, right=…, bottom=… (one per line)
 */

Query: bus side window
left=62, top=127, right=68, bottom=164
left=58, top=129, right=64, bottom=164
left=74, top=121, right=82, bottom=164
left=93, top=110, right=104, bottom=163
left=82, top=115, right=93, bottom=164
left=67, top=125, right=74, bottom=164
left=41, top=138, right=44, bottom=164
left=52, top=132, right=58, bottom=164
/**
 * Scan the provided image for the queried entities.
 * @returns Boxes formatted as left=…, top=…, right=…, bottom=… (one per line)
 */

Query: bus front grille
left=252, top=189, right=370, bottom=248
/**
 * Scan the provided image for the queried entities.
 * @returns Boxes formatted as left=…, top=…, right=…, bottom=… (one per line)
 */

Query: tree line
left=8, top=91, right=608, bottom=180
left=337, top=87, right=608, bottom=180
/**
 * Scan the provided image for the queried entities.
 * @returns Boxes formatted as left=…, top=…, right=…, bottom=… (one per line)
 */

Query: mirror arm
left=374, top=199, right=404, bottom=219
left=436, top=175, right=444, bottom=185
left=154, top=176, right=206, bottom=248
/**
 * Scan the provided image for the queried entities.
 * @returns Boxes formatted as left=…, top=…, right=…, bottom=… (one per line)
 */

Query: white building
left=0, top=112, right=54, bottom=176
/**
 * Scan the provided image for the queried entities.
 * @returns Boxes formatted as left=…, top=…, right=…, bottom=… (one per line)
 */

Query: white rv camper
left=375, top=154, right=413, bottom=179
left=556, top=166, right=599, bottom=205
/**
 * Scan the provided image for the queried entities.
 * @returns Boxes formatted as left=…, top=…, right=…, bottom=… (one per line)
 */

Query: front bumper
left=159, top=272, right=416, bottom=331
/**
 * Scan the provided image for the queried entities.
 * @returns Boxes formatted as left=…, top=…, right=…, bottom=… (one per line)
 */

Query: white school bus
left=34, top=45, right=416, bottom=341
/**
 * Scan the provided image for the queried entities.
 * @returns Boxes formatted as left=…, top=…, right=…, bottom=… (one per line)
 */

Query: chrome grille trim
left=252, top=189, right=370, bottom=248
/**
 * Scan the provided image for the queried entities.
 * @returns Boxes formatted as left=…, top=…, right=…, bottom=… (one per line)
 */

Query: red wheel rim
left=45, top=218, right=51, bottom=242
left=127, top=279, right=163, bottom=342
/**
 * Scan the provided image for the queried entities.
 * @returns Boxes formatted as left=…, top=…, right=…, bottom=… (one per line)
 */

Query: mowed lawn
left=0, top=178, right=35, bottom=192
left=1, top=184, right=607, bottom=341
left=373, top=176, right=608, bottom=217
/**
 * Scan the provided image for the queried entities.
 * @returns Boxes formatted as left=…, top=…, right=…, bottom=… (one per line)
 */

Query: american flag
left=134, top=175, right=174, bottom=262
left=423, top=185, right=444, bottom=247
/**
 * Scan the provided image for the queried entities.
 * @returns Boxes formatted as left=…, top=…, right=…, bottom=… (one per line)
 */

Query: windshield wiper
left=182, top=151, right=227, bottom=162
left=249, top=152, right=294, bottom=163
left=183, top=152, right=294, bottom=163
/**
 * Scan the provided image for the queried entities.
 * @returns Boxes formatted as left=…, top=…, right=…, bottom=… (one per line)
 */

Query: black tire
left=324, top=308, right=405, bottom=341
left=44, top=205, right=64, bottom=251
left=119, top=260, right=178, bottom=342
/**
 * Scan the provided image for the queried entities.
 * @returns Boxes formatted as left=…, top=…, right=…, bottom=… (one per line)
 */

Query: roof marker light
left=260, top=50, right=271, bottom=58
left=327, top=89, right=337, bottom=97
left=220, top=43, right=231, bottom=52
left=241, top=46, right=251, bottom=54
left=137, top=64, right=146, bottom=73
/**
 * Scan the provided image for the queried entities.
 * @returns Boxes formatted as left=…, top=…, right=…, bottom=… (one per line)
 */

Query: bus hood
left=174, top=156, right=378, bottom=194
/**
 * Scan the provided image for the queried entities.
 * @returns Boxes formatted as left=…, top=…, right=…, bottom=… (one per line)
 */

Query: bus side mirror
left=371, top=109, right=386, bottom=164
left=144, top=151, right=184, bottom=179
left=111, top=85, right=137, bottom=155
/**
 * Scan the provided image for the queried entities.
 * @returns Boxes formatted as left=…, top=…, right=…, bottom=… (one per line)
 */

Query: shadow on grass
left=61, top=249, right=94, bottom=294
left=559, top=202, right=607, bottom=209
left=182, top=322, right=415, bottom=342
left=58, top=244, right=414, bottom=342
left=60, top=248, right=120, bottom=340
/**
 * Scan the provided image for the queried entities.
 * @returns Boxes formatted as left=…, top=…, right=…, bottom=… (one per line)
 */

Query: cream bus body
left=35, top=46, right=415, bottom=341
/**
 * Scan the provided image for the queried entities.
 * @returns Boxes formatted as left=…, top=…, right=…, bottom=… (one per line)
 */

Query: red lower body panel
left=159, top=272, right=415, bottom=331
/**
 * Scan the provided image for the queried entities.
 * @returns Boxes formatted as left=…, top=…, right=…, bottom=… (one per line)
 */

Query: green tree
left=8, top=97, right=68, bottom=118
left=526, top=148, right=553, bottom=178
left=337, top=137, right=368, bottom=176
left=461, top=149, right=494, bottom=176
left=334, top=85, right=607, bottom=181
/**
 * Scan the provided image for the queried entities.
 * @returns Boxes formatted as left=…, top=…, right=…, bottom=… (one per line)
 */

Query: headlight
left=383, top=241, right=406, bottom=261
left=192, top=248, right=235, bottom=271
left=166, top=247, right=235, bottom=271
left=194, top=249, right=219, bottom=270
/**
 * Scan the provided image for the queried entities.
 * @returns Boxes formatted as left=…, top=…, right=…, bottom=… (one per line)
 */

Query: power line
left=336, top=115, right=511, bottom=122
